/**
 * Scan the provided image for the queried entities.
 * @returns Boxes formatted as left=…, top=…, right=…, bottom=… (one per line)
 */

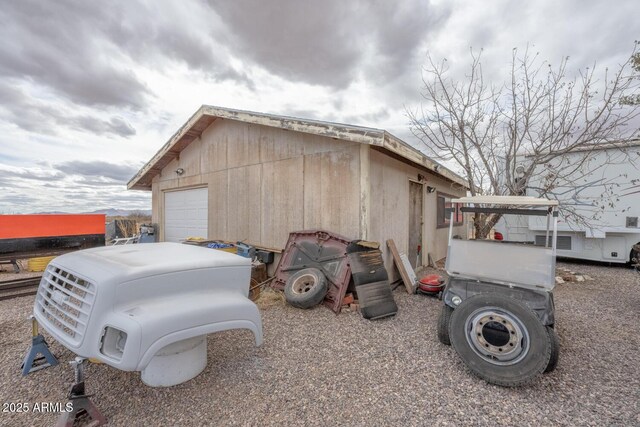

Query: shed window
left=437, top=193, right=463, bottom=227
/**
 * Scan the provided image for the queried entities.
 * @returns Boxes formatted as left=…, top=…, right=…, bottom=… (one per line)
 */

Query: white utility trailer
left=495, top=143, right=640, bottom=264
left=439, top=196, right=560, bottom=387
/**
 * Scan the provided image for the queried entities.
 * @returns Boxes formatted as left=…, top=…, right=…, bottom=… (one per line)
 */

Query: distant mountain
left=33, top=211, right=68, bottom=214
left=87, top=208, right=152, bottom=217
left=36, top=209, right=152, bottom=216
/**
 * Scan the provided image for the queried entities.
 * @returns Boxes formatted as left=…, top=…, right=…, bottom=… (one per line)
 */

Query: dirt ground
left=0, top=261, right=638, bottom=426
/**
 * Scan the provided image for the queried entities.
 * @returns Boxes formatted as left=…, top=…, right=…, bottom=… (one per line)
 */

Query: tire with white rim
left=284, top=268, right=328, bottom=309
left=449, top=293, right=551, bottom=387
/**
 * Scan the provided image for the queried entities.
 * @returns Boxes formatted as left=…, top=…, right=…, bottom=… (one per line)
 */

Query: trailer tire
left=449, top=294, right=551, bottom=387
left=630, top=243, right=640, bottom=266
left=284, top=268, right=328, bottom=309
left=544, top=326, right=560, bottom=373
left=437, top=305, right=453, bottom=345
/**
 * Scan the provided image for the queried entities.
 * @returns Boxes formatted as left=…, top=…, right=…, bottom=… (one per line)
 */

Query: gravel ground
left=1, top=262, right=638, bottom=426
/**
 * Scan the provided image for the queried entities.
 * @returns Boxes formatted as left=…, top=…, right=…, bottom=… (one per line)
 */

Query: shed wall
left=152, top=119, right=362, bottom=249
left=368, top=149, right=465, bottom=279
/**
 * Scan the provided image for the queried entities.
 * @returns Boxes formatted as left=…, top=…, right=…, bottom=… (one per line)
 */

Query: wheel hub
left=292, top=274, right=316, bottom=294
left=465, top=308, right=530, bottom=365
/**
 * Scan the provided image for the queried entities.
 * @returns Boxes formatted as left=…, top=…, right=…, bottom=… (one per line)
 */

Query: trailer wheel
left=449, top=294, right=551, bottom=387
left=284, top=268, right=328, bottom=309
left=630, top=243, right=640, bottom=265
left=437, top=305, right=453, bottom=345
left=544, top=326, right=560, bottom=373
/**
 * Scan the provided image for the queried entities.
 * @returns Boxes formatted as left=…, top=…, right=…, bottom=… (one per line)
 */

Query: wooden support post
left=386, top=239, right=417, bottom=294
left=428, top=253, right=436, bottom=268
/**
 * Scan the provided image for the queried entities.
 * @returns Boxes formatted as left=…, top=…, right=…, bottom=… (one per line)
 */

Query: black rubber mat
left=347, top=240, right=397, bottom=319
left=355, top=280, right=398, bottom=319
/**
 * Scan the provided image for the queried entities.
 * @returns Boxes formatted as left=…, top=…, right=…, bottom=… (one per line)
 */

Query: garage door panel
left=164, top=187, right=208, bottom=242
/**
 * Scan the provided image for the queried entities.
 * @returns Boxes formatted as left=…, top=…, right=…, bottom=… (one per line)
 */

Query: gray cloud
left=0, top=1, right=149, bottom=109
left=67, top=115, right=135, bottom=138
left=342, top=108, right=391, bottom=126
left=1, top=0, right=637, bottom=216
left=0, top=1, right=249, bottom=111
left=208, top=1, right=450, bottom=89
left=0, top=83, right=136, bottom=137
left=0, top=194, right=39, bottom=207
left=53, top=161, right=141, bottom=183
left=0, top=162, right=147, bottom=214
left=0, top=168, right=151, bottom=213
left=0, top=167, right=64, bottom=182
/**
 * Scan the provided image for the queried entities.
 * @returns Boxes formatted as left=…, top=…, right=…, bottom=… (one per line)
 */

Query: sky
left=0, top=0, right=637, bottom=213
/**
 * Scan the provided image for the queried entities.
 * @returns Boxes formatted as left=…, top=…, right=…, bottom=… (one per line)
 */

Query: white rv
left=495, top=142, right=640, bottom=264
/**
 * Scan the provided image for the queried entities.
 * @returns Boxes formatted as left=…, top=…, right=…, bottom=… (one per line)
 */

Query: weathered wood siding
left=149, top=118, right=466, bottom=279
left=368, top=149, right=465, bottom=279
left=152, top=118, right=361, bottom=249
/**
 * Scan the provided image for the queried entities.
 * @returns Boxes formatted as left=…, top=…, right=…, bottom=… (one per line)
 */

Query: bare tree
left=621, top=47, right=640, bottom=106
left=409, top=44, right=640, bottom=238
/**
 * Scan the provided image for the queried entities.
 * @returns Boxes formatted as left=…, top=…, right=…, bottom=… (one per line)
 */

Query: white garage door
left=164, top=187, right=208, bottom=242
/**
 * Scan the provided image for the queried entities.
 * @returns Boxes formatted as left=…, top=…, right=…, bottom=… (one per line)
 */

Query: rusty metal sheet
left=273, top=230, right=352, bottom=313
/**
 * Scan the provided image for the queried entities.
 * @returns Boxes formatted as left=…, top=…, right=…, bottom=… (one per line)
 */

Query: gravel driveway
left=1, top=262, right=638, bottom=426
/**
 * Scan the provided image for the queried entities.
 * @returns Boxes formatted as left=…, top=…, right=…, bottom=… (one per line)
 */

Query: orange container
left=0, top=214, right=105, bottom=239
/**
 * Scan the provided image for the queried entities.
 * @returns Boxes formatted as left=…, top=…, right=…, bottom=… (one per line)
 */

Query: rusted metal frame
left=273, top=230, right=353, bottom=313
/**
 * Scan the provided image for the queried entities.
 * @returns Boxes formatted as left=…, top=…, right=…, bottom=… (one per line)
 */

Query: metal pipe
left=448, top=210, right=454, bottom=242
left=545, top=213, right=551, bottom=248
left=30, top=316, right=38, bottom=338
left=552, top=210, right=558, bottom=254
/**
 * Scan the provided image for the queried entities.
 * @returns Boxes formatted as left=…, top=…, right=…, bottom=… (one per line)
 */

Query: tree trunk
left=473, top=213, right=503, bottom=239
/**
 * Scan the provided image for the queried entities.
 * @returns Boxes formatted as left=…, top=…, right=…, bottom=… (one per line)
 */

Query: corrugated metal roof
left=451, top=195, right=559, bottom=206
left=127, top=105, right=468, bottom=190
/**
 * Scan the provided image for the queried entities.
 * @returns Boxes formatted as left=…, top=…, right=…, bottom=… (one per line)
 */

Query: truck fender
left=136, top=319, right=263, bottom=370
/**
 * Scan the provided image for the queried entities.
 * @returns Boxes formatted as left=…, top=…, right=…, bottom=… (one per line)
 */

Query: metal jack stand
left=21, top=316, right=58, bottom=375
left=56, top=357, right=107, bottom=427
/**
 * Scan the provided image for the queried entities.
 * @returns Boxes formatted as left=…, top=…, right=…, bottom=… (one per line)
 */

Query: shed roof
left=127, top=105, right=468, bottom=190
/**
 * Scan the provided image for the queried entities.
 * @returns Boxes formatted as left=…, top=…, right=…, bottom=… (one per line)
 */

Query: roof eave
left=127, top=105, right=469, bottom=190
left=382, top=132, right=468, bottom=188
left=127, top=106, right=210, bottom=191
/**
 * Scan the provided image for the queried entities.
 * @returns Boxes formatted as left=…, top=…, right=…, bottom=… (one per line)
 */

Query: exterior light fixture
left=176, top=168, right=185, bottom=175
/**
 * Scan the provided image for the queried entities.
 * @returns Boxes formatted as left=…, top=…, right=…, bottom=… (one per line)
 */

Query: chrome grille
left=35, top=265, right=96, bottom=346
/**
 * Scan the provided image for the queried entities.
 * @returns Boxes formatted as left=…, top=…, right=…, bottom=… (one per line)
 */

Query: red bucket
left=418, top=274, right=444, bottom=293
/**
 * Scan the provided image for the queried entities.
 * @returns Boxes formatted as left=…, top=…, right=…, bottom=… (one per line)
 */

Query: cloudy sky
left=0, top=0, right=637, bottom=213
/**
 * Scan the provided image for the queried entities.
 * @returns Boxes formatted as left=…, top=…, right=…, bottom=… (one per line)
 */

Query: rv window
left=437, top=193, right=463, bottom=228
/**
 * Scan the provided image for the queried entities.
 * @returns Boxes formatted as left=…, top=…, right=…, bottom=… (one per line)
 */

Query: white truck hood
left=52, top=242, right=249, bottom=283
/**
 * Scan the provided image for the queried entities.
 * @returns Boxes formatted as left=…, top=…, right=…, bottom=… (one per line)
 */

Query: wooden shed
left=128, top=105, right=468, bottom=275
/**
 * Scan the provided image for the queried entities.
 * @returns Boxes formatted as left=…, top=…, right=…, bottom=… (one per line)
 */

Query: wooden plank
left=227, top=164, right=261, bottom=242
left=428, top=253, right=436, bottom=268
left=245, top=243, right=283, bottom=254
left=359, top=144, right=370, bottom=240
left=303, top=147, right=360, bottom=236
left=400, top=253, right=418, bottom=288
left=260, top=157, right=304, bottom=249
left=386, top=239, right=416, bottom=294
